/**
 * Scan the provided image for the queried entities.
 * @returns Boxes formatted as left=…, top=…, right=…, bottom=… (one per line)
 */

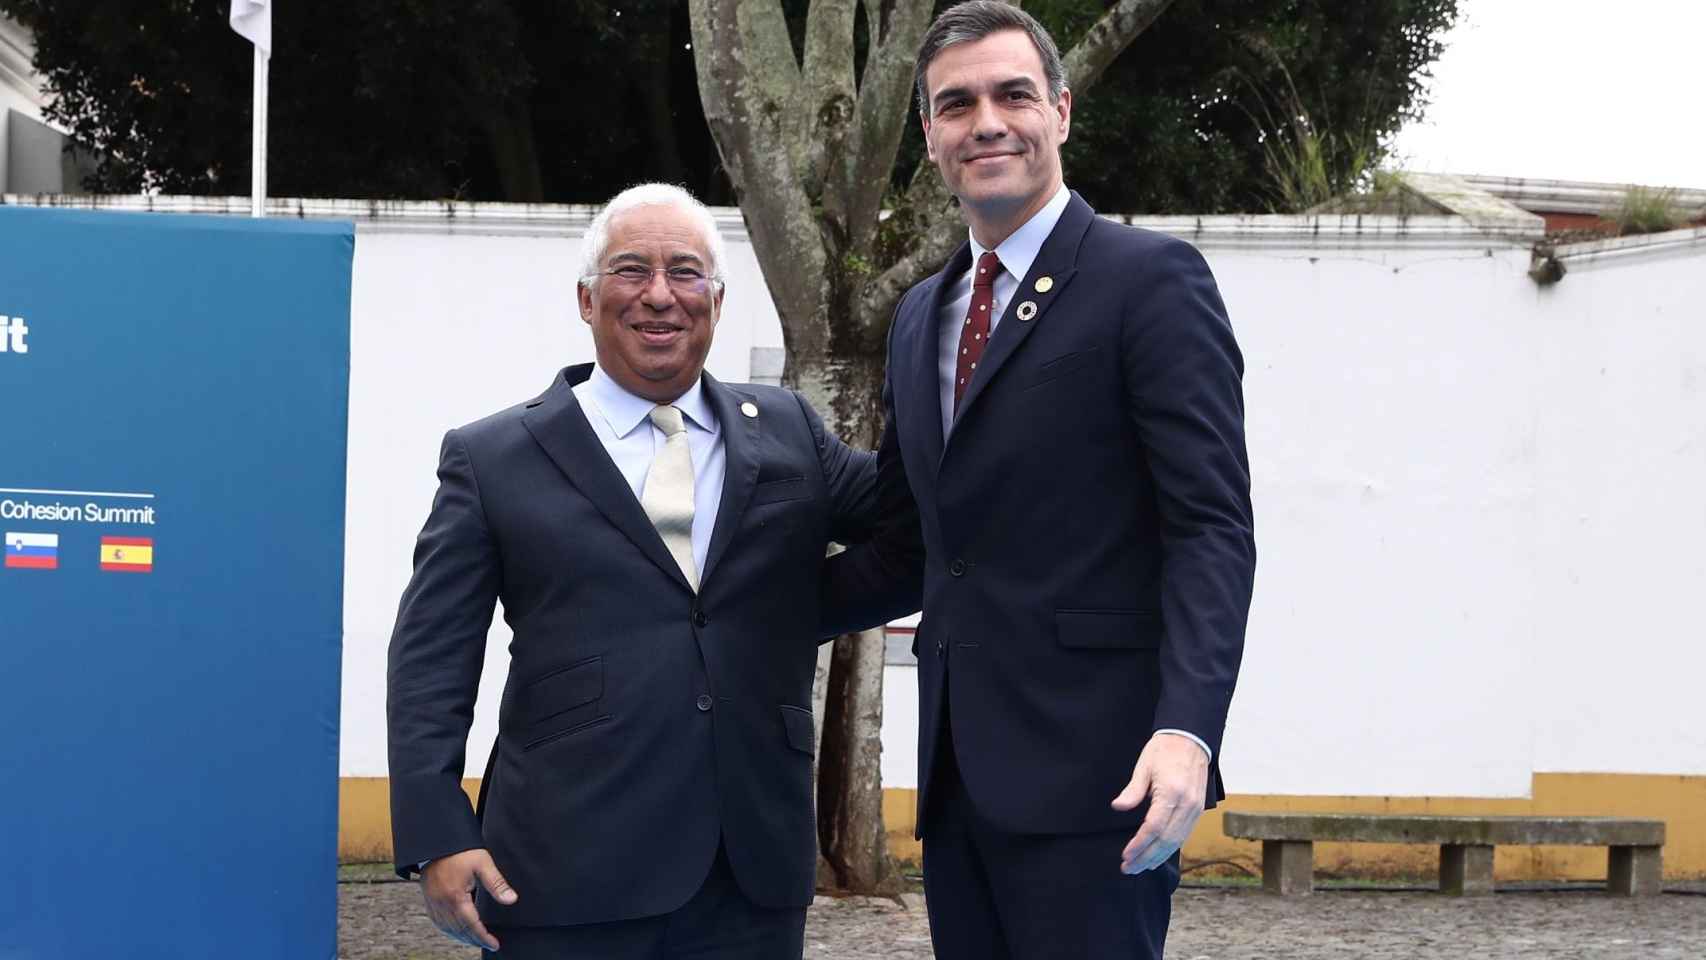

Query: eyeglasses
left=592, top=265, right=722, bottom=296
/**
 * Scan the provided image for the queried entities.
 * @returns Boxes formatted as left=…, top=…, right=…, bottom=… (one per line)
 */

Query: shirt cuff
left=1154, top=728, right=1212, bottom=762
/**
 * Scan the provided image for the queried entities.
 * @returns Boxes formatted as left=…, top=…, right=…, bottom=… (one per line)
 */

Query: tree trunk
left=793, top=349, right=892, bottom=892
left=817, top=627, right=896, bottom=893
left=485, top=95, right=544, bottom=202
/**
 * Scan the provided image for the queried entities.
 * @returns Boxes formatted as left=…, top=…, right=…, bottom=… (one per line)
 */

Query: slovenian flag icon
left=5, top=532, right=60, bottom=569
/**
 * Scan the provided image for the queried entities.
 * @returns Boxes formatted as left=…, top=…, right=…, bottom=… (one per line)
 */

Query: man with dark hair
left=872, top=1, right=1256, bottom=955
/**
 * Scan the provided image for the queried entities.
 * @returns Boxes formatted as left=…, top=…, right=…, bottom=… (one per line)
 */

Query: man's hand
left=1110, top=733, right=1209, bottom=875
left=420, top=848, right=518, bottom=950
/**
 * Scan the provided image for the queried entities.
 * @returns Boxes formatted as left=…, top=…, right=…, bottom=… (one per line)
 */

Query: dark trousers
left=922, top=723, right=1180, bottom=960
left=483, top=843, right=805, bottom=960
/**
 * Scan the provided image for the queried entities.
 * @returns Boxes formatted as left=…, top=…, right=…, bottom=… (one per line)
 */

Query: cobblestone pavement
left=340, top=879, right=1706, bottom=959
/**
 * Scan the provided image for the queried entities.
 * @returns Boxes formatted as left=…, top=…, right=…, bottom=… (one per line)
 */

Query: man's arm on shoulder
left=386, top=427, right=501, bottom=878
left=792, top=386, right=924, bottom=638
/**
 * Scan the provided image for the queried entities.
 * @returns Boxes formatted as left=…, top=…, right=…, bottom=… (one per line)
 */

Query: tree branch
left=799, top=0, right=859, bottom=207
left=1061, top=0, right=1178, bottom=93
left=841, top=0, right=935, bottom=255
left=856, top=157, right=963, bottom=336
left=689, top=0, right=827, bottom=344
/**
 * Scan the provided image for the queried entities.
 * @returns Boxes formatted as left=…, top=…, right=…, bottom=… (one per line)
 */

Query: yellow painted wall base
left=343, top=773, right=1706, bottom=880
left=340, top=777, right=480, bottom=866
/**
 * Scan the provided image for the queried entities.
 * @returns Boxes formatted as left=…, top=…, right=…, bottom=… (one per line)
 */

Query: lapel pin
left=1034, top=276, right=1054, bottom=293
left=740, top=401, right=759, bottom=418
left=1016, top=301, right=1039, bottom=322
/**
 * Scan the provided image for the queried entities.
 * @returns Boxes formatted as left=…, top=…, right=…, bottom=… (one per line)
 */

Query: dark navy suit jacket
left=831, top=192, right=1255, bottom=837
left=386, top=364, right=915, bottom=926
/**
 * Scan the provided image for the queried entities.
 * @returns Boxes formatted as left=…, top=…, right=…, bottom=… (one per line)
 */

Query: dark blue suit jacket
left=386, top=364, right=912, bottom=926
left=836, top=192, right=1255, bottom=837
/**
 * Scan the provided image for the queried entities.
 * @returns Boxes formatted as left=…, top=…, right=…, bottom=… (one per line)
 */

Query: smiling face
left=577, top=203, right=724, bottom=403
left=921, top=28, right=1071, bottom=247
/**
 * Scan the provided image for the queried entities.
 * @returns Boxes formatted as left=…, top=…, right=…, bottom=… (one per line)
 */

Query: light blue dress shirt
left=573, top=365, right=725, bottom=579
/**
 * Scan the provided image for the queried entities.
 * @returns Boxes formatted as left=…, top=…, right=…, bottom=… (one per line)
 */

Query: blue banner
left=0, top=207, right=352, bottom=959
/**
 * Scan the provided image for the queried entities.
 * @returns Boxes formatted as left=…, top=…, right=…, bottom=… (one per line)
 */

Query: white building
left=0, top=16, right=86, bottom=195
left=12, top=171, right=1705, bottom=880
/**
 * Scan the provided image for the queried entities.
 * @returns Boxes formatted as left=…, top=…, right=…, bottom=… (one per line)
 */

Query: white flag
left=230, top=0, right=271, bottom=56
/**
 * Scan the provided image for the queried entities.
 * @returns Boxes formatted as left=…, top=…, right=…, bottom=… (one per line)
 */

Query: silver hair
left=578, top=183, right=726, bottom=286
left=914, top=1, right=1067, bottom=116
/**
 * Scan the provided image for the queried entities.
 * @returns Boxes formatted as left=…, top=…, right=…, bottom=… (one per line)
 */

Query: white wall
left=0, top=16, right=46, bottom=192
left=1529, top=236, right=1706, bottom=776
left=880, top=664, right=921, bottom=789
left=1215, top=237, right=1547, bottom=796
left=313, top=209, right=1705, bottom=799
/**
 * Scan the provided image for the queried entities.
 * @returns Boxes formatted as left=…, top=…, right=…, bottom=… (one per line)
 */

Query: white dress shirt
left=573, top=365, right=725, bottom=578
left=932, top=184, right=1212, bottom=763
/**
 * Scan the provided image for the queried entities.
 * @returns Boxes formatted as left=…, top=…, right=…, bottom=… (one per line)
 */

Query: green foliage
left=1243, top=61, right=1382, bottom=212
left=6, top=0, right=1456, bottom=214
left=1, top=0, right=728, bottom=202
left=1307, top=168, right=1440, bottom=217
left=1611, top=186, right=1683, bottom=236
left=335, top=861, right=399, bottom=882
left=1, top=0, right=532, bottom=197
left=1044, top=0, right=1459, bottom=213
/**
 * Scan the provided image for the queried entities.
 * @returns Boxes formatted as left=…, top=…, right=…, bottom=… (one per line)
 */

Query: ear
left=1055, top=87, right=1072, bottom=143
left=711, top=284, right=725, bottom=326
left=921, top=110, right=938, bottom=162
left=577, top=281, right=595, bottom=324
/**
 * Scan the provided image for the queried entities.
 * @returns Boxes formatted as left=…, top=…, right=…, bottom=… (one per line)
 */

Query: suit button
left=692, top=610, right=709, bottom=627
left=949, top=559, right=966, bottom=577
left=696, top=694, right=714, bottom=712
left=936, top=639, right=945, bottom=656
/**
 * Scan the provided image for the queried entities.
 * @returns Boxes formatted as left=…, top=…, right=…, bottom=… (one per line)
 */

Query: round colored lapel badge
left=1016, top=301, right=1039, bottom=322
left=1034, top=276, right=1054, bottom=293
left=740, top=401, right=759, bottom=418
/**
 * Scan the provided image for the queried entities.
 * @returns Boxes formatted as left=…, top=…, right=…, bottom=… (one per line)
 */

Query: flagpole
left=251, top=46, right=268, bottom=218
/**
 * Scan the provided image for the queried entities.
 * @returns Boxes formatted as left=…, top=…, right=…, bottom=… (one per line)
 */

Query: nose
left=639, top=269, right=676, bottom=308
left=971, top=96, right=1007, bottom=141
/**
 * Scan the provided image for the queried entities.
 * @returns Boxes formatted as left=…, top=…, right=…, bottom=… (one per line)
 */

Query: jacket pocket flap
left=751, top=476, right=808, bottom=506
left=524, top=657, right=603, bottom=725
left=1055, top=610, right=1161, bottom=650
left=780, top=704, right=816, bottom=755
left=1023, top=346, right=1101, bottom=391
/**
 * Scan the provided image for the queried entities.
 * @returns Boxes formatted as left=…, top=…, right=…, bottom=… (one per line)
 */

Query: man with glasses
left=386, top=183, right=918, bottom=958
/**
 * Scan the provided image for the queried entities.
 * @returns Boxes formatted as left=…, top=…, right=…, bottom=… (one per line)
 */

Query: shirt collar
left=968, top=184, right=1071, bottom=284
left=586, top=364, right=718, bottom=439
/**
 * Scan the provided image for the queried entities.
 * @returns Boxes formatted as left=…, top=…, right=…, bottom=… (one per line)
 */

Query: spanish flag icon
left=100, top=536, right=154, bottom=573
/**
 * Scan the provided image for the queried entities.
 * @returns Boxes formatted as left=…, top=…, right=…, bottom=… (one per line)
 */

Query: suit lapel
left=521, top=364, right=694, bottom=593
left=913, top=243, right=970, bottom=471
left=700, top=372, right=758, bottom=588
left=946, top=192, right=1093, bottom=445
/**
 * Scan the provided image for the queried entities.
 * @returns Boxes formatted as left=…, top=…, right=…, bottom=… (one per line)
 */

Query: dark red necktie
left=954, top=251, right=1001, bottom=412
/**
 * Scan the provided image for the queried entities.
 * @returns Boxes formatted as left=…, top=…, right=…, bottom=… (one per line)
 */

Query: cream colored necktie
left=641, top=404, right=699, bottom=591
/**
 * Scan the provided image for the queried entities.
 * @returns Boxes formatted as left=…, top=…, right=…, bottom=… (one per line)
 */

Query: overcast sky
left=1390, top=0, right=1704, bottom=189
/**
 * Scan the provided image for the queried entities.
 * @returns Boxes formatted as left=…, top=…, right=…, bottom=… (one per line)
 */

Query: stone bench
left=1222, top=812, right=1665, bottom=896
